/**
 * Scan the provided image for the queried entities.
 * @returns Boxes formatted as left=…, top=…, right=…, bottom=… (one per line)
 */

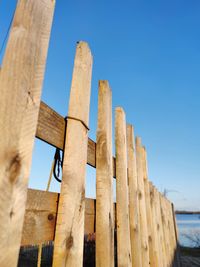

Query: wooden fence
left=0, top=1, right=181, bottom=267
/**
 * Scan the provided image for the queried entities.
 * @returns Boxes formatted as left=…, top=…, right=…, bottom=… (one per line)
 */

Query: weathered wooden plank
left=96, top=81, right=114, bottom=267
left=155, top=188, right=167, bottom=267
left=141, top=147, right=156, bottom=267
left=135, top=137, right=150, bottom=267
left=166, top=200, right=176, bottom=265
left=163, top=198, right=172, bottom=266
left=149, top=182, right=160, bottom=267
left=151, top=185, right=164, bottom=267
left=163, top=198, right=174, bottom=265
left=0, top=0, right=55, bottom=266
left=21, top=189, right=97, bottom=246
left=22, top=189, right=58, bottom=246
left=36, top=101, right=66, bottom=149
left=85, top=199, right=96, bottom=234
left=36, top=101, right=97, bottom=169
left=21, top=189, right=117, bottom=246
left=126, top=124, right=142, bottom=267
left=115, top=107, right=132, bottom=267
left=162, top=194, right=177, bottom=267
left=53, top=41, right=93, bottom=267
left=159, top=194, right=170, bottom=267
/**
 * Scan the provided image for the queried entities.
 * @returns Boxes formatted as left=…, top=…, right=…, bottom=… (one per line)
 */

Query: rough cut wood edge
left=115, top=107, right=132, bottom=267
left=36, top=101, right=116, bottom=176
left=53, top=41, right=93, bottom=267
left=0, top=1, right=55, bottom=266
left=126, top=124, right=142, bottom=267
left=96, top=81, right=114, bottom=267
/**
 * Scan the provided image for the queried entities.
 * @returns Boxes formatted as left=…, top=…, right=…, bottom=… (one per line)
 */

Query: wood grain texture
left=96, top=81, right=114, bottom=267
left=155, top=187, right=167, bottom=267
left=36, top=101, right=66, bottom=149
left=85, top=199, right=96, bottom=235
left=21, top=189, right=96, bottom=246
left=53, top=41, right=93, bottom=267
left=167, top=200, right=177, bottom=265
left=115, top=108, right=132, bottom=267
left=0, top=0, right=55, bottom=266
left=164, top=198, right=173, bottom=266
left=135, top=137, right=150, bottom=267
left=22, top=189, right=58, bottom=246
left=161, top=194, right=180, bottom=267
left=141, top=147, right=156, bottom=267
left=126, top=125, right=142, bottom=267
left=160, top=194, right=171, bottom=267
left=149, top=182, right=160, bottom=267
left=163, top=199, right=174, bottom=266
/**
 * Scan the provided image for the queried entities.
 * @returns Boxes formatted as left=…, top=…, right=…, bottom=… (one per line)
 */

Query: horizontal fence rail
left=22, top=189, right=109, bottom=246
left=36, top=101, right=116, bottom=177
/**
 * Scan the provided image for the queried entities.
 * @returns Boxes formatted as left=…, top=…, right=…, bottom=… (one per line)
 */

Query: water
left=176, top=214, right=200, bottom=247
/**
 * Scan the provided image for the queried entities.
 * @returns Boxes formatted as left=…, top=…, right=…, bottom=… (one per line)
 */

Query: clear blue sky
left=1, top=0, right=200, bottom=210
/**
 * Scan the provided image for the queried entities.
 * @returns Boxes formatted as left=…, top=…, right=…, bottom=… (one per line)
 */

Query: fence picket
left=126, top=125, right=142, bottom=267
left=141, top=147, right=157, bottom=267
left=0, top=0, right=55, bottom=266
left=149, top=182, right=160, bottom=267
left=135, top=137, right=150, bottom=267
left=53, top=41, right=93, bottom=267
left=160, top=194, right=171, bottom=267
left=115, top=108, right=132, bottom=267
left=96, top=81, right=114, bottom=267
left=155, top=187, right=168, bottom=267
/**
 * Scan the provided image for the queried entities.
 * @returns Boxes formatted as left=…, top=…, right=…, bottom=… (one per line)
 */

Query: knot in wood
left=48, top=214, right=54, bottom=221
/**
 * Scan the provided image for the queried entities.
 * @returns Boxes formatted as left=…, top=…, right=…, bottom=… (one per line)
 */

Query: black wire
left=53, top=148, right=63, bottom=183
